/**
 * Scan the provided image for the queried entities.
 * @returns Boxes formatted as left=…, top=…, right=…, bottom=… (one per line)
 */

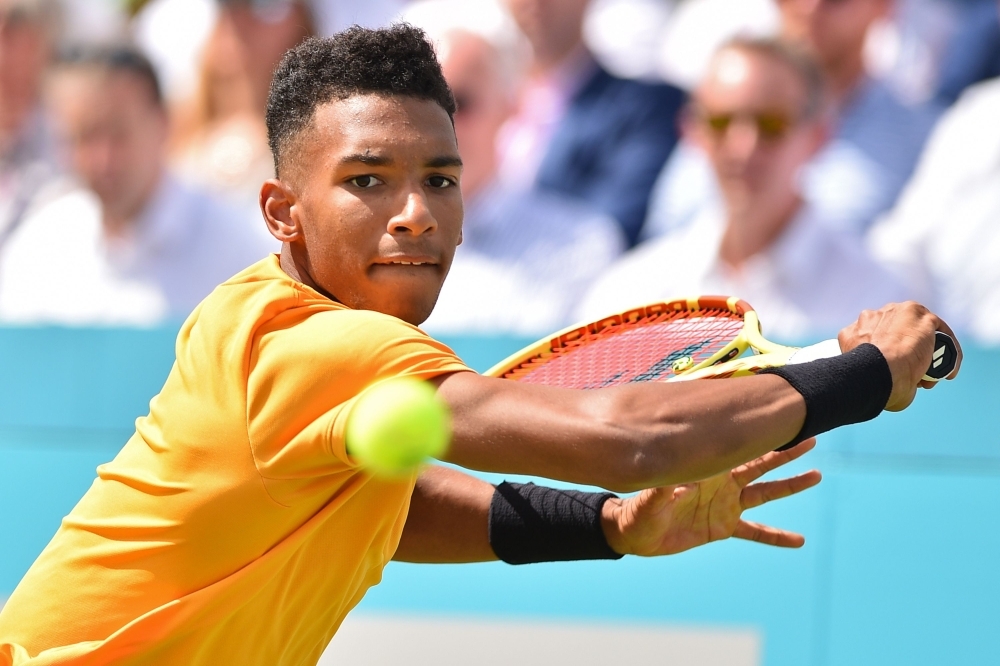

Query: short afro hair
left=266, top=24, right=456, bottom=176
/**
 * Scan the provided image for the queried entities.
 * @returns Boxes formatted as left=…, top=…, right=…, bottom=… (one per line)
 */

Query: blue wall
left=1, top=326, right=998, bottom=665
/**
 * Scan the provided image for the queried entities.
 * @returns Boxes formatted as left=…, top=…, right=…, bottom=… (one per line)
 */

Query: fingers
left=741, top=469, right=822, bottom=510
left=733, top=520, right=806, bottom=548
left=732, top=437, right=817, bottom=487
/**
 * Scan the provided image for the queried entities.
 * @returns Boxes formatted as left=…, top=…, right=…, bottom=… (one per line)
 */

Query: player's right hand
left=838, top=302, right=962, bottom=412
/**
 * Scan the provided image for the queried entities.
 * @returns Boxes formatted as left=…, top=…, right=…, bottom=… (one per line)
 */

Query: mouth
left=371, top=256, right=440, bottom=270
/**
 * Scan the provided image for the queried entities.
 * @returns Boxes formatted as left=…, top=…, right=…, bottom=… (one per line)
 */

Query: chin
left=374, top=292, right=439, bottom=327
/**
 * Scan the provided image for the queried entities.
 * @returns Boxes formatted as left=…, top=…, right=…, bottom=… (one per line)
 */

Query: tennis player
left=0, top=26, right=960, bottom=666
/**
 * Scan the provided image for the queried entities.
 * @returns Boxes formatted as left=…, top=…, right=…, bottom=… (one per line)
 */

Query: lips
left=372, top=255, right=438, bottom=267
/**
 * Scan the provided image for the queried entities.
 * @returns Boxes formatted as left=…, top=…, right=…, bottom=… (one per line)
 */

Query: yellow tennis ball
left=346, top=377, right=452, bottom=477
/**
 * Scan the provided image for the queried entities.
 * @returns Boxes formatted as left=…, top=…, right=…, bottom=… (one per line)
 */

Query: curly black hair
left=266, top=24, right=456, bottom=176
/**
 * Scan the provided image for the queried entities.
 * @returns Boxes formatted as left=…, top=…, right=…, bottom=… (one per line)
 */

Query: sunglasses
left=690, top=108, right=798, bottom=141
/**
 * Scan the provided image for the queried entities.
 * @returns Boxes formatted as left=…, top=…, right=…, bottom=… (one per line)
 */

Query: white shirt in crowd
left=579, top=205, right=909, bottom=342
left=868, top=77, right=1000, bottom=345
left=422, top=182, right=625, bottom=336
left=0, top=174, right=277, bottom=326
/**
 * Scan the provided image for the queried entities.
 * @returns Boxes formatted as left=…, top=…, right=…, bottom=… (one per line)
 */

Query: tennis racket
left=485, top=296, right=958, bottom=387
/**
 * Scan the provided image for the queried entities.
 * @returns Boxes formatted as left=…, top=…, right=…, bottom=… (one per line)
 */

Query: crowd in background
left=0, top=0, right=999, bottom=343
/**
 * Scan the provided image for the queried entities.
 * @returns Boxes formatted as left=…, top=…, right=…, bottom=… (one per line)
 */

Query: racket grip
left=788, top=332, right=958, bottom=383
left=923, top=331, right=958, bottom=382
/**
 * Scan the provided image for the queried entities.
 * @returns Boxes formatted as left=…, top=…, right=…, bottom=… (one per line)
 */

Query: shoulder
left=256, top=304, right=464, bottom=373
left=929, top=78, right=1000, bottom=147
left=850, top=80, right=942, bottom=137
left=1, top=185, right=101, bottom=263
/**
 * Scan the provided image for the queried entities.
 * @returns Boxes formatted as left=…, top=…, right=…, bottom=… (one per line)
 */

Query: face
left=777, top=0, right=890, bottom=68
left=438, top=32, right=514, bottom=198
left=262, top=95, right=464, bottom=325
left=0, top=3, right=50, bottom=139
left=48, top=70, right=168, bottom=222
left=687, top=48, right=825, bottom=221
left=504, top=0, right=589, bottom=65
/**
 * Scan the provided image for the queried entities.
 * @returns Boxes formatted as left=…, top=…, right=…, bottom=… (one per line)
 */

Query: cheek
left=304, top=193, right=381, bottom=263
left=435, top=195, right=465, bottom=237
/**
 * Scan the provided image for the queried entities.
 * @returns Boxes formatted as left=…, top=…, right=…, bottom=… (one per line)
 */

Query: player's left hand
left=601, top=439, right=821, bottom=556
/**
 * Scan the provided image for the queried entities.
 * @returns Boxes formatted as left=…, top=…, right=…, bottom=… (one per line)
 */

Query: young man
left=0, top=26, right=958, bottom=666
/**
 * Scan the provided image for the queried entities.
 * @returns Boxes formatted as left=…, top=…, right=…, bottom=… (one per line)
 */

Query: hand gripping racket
left=485, top=296, right=958, bottom=387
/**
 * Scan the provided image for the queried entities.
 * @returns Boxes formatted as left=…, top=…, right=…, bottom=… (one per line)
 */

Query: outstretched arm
left=435, top=302, right=956, bottom=493
left=394, top=442, right=820, bottom=564
left=436, top=371, right=804, bottom=493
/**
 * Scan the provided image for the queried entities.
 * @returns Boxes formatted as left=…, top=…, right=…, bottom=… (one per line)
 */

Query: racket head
left=486, top=296, right=786, bottom=388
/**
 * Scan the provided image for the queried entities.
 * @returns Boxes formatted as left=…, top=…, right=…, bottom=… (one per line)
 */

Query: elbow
left=603, top=438, right=682, bottom=493
left=587, top=393, right=685, bottom=493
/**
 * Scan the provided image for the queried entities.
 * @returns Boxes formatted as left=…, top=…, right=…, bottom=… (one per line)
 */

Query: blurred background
left=1, top=0, right=998, bottom=664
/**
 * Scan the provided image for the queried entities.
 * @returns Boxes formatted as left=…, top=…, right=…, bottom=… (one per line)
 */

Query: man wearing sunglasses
left=580, top=38, right=908, bottom=341
left=646, top=0, right=942, bottom=242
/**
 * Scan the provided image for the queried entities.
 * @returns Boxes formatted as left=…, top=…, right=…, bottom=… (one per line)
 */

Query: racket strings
left=502, top=308, right=745, bottom=388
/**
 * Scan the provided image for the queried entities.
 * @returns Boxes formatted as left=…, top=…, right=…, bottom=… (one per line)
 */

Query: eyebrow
left=426, top=155, right=463, bottom=169
left=337, top=153, right=463, bottom=169
left=339, top=153, right=393, bottom=167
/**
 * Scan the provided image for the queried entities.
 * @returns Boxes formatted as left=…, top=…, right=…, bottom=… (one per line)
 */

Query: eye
left=349, top=175, right=382, bottom=188
left=427, top=175, right=456, bottom=189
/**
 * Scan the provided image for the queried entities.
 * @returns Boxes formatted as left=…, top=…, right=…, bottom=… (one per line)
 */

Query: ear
left=260, top=178, right=301, bottom=242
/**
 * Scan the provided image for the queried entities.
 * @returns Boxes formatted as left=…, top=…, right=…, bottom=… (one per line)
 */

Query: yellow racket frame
left=485, top=295, right=795, bottom=381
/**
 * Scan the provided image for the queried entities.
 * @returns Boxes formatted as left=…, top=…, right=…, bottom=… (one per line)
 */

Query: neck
left=101, top=170, right=164, bottom=239
left=279, top=243, right=339, bottom=302
left=719, top=195, right=802, bottom=268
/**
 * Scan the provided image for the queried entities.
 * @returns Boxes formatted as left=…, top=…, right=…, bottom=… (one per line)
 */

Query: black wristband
left=488, top=482, right=624, bottom=565
left=760, top=343, right=893, bottom=450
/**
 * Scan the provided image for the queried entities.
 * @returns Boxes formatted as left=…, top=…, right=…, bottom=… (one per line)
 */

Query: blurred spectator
left=580, top=39, right=907, bottom=341
left=170, top=0, right=314, bottom=210
left=0, top=45, right=275, bottom=326
left=645, top=0, right=942, bottom=240
left=413, top=24, right=624, bottom=335
left=498, top=0, right=686, bottom=245
left=0, top=0, right=60, bottom=249
left=868, top=75, right=1000, bottom=344
left=134, top=0, right=402, bottom=108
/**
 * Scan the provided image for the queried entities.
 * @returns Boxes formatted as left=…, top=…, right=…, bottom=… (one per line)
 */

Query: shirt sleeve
left=246, top=307, right=471, bottom=485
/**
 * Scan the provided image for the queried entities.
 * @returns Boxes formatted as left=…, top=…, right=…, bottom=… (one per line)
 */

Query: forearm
left=395, top=466, right=627, bottom=564
left=437, top=372, right=804, bottom=493
left=394, top=466, right=496, bottom=563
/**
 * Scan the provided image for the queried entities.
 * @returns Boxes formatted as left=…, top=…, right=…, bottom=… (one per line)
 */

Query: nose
left=388, top=189, right=438, bottom=236
left=720, top=119, right=762, bottom=165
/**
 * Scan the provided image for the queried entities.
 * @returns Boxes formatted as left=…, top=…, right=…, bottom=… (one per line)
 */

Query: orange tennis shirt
left=0, top=255, right=471, bottom=665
